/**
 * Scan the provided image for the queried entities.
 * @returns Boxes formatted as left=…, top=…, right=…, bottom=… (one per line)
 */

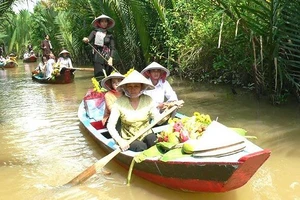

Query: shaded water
left=0, top=61, right=299, bottom=200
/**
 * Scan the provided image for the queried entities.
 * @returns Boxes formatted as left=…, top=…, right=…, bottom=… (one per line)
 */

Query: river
left=0, top=61, right=299, bottom=200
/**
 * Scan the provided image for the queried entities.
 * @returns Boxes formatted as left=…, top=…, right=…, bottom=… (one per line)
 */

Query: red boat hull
left=32, top=69, right=75, bottom=84
left=23, top=55, right=38, bottom=63
left=97, top=138, right=270, bottom=192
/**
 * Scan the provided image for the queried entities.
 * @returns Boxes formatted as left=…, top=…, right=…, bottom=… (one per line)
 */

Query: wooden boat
left=78, top=98, right=271, bottom=193
left=4, top=57, right=18, bottom=68
left=23, top=54, right=38, bottom=63
left=32, top=68, right=75, bottom=84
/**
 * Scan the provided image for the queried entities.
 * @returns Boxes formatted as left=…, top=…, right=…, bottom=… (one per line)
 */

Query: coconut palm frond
left=277, top=1, right=300, bottom=90
left=0, top=0, right=13, bottom=17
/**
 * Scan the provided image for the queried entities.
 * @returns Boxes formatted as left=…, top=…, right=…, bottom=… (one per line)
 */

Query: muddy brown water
left=0, top=61, right=299, bottom=200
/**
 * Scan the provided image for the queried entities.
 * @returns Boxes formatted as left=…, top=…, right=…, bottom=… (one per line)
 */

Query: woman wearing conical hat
left=83, top=14, right=115, bottom=79
left=57, top=49, right=73, bottom=72
left=106, top=70, right=160, bottom=152
left=100, top=71, right=125, bottom=126
left=141, top=61, right=178, bottom=111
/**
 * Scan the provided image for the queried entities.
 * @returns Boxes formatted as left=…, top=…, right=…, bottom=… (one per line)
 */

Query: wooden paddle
left=87, top=43, right=120, bottom=73
left=73, top=67, right=94, bottom=72
left=64, top=100, right=184, bottom=187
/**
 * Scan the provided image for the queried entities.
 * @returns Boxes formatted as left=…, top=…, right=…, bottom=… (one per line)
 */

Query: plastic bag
left=83, top=89, right=105, bottom=121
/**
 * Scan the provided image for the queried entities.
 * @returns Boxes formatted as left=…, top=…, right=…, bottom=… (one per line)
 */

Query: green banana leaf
left=134, top=142, right=190, bottom=163
left=230, top=127, right=257, bottom=139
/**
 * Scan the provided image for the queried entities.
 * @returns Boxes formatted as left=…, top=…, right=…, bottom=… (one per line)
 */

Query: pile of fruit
left=157, top=112, right=212, bottom=144
left=50, top=63, right=60, bottom=80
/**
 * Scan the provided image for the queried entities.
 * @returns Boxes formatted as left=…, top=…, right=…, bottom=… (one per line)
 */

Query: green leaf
left=229, top=127, right=247, bottom=136
left=160, top=148, right=190, bottom=162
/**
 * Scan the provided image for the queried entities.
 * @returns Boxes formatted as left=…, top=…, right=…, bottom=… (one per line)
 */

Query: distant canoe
left=4, top=58, right=18, bottom=68
left=32, top=68, right=75, bottom=84
left=23, top=55, right=38, bottom=63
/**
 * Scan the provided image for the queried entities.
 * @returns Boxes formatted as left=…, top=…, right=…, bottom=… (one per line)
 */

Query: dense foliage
left=0, top=0, right=299, bottom=104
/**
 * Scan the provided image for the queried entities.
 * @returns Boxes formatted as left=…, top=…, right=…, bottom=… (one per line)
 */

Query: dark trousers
left=129, top=133, right=157, bottom=152
left=94, top=62, right=112, bottom=79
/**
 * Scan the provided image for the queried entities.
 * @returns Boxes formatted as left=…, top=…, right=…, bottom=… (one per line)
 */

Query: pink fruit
left=173, top=121, right=183, bottom=132
left=179, top=130, right=189, bottom=143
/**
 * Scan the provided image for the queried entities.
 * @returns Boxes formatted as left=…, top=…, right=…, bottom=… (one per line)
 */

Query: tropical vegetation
left=0, top=0, right=299, bottom=105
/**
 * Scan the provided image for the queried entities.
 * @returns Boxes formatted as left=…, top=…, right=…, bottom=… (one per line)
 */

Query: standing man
left=40, top=34, right=53, bottom=59
left=27, top=43, right=33, bottom=52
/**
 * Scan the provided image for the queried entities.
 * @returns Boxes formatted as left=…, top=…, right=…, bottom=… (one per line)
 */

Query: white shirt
left=94, top=31, right=106, bottom=46
left=45, top=58, right=55, bottom=78
left=57, top=57, right=73, bottom=70
left=23, top=52, right=30, bottom=58
left=143, top=79, right=178, bottom=107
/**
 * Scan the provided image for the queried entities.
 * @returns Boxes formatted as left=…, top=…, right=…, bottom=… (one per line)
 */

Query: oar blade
left=65, top=149, right=121, bottom=186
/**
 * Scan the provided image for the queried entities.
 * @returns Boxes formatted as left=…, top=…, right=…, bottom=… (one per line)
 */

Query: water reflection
left=0, top=61, right=299, bottom=200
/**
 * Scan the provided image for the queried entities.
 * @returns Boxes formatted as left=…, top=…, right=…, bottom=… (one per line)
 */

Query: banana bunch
left=50, top=63, right=60, bottom=79
left=158, top=112, right=212, bottom=144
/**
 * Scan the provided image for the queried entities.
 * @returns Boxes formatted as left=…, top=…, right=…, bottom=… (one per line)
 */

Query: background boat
left=32, top=68, right=75, bottom=84
left=4, top=57, right=18, bottom=68
left=23, top=54, right=38, bottom=63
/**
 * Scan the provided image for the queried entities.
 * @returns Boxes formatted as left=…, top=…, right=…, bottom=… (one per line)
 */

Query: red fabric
left=143, top=71, right=167, bottom=82
left=160, top=72, right=167, bottom=82
left=83, top=89, right=105, bottom=104
left=90, top=121, right=105, bottom=130
left=94, top=20, right=114, bottom=29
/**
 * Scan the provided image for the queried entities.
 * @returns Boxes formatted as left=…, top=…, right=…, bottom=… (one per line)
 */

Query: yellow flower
left=124, top=68, right=134, bottom=77
left=91, top=77, right=106, bottom=93
left=194, top=112, right=200, bottom=117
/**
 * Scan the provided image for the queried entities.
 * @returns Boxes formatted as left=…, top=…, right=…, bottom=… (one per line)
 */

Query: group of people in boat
left=96, top=62, right=178, bottom=152
left=33, top=34, right=74, bottom=79
left=23, top=50, right=36, bottom=59
left=33, top=49, right=74, bottom=79
left=0, top=53, right=18, bottom=68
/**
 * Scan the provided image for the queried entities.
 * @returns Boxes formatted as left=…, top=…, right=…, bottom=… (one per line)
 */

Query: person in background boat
left=100, top=71, right=125, bottom=126
left=33, top=56, right=47, bottom=76
left=30, top=50, right=35, bottom=56
left=23, top=51, right=30, bottom=59
left=57, top=50, right=73, bottom=72
left=0, top=55, right=6, bottom=69
left=44, top=53, right=55, bottom=79
left=27, top=43, right=33, bottom=52
left=141, top=61, right=178, bottom=112
left=7, top=53, right=17, bottom=62
left=107, top=70, right=159, bottom=152
left=41, top=34, right=53, bottom=59
left=83, top=14, right=115, bottom=79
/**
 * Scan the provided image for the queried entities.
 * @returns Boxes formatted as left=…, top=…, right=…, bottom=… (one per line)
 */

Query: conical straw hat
left=101, top=72, right=125, bottom=91
left=117, top=70, right=154, bottom=91
left=141, top=62, right=170, bottom=78
left=59, top=50, right=70, bottom=56
left=92, top=14, right=115, bottom=29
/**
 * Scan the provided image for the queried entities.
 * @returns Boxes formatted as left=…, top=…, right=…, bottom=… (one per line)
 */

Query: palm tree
left=213, top=0, right=300, bottom=102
